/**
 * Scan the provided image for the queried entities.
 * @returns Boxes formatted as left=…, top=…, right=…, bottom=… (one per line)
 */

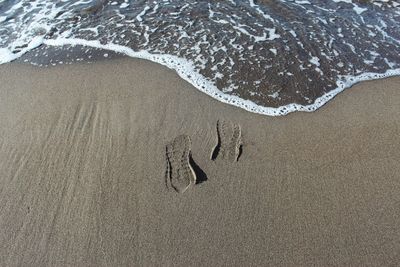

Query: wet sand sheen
left=0, top=58, right=400, bottom=266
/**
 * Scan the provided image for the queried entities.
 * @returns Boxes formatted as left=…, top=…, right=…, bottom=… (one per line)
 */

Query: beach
left=0, top=58, right=399, bottom=266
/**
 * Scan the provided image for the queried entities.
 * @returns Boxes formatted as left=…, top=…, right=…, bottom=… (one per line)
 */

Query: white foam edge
left=0, top=36, right=44, bottom=64
left=1, top=37, right=400, bottom=116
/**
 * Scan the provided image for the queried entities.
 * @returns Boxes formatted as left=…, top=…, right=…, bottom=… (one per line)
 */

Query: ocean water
left=0, top=0, right=399, bottom=115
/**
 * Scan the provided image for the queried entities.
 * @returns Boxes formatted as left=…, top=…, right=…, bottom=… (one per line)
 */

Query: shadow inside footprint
left=210, top=140, right=221, bottom=161
left=211, top=121, right=222, bottom=161
left=189, top=155, right=208, bottom=184
left=237, top=143, right=243, bottom=162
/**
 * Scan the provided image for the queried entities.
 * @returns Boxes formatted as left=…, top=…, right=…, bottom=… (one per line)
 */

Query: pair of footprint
left=165, top=120, right=242, bottom=193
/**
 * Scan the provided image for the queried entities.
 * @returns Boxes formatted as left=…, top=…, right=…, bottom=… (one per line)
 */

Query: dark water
left=0, top=0, right=399, bottom=115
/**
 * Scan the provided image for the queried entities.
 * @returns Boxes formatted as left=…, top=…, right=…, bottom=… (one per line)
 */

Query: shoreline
left=1, top=58, right=400, bottom=266
left=2, top=39, right=400, bottom=116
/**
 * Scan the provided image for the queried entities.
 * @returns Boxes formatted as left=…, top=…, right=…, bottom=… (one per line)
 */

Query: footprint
left=211, top=120, right=242, bottom=162
left=165, top=135, right=197, bottom=193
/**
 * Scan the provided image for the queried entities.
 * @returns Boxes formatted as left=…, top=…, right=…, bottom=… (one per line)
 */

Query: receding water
left=0, top=0, right=399, bottom=115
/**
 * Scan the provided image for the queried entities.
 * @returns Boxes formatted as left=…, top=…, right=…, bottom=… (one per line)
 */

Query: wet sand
left=0, top=58, right=399, bottom=266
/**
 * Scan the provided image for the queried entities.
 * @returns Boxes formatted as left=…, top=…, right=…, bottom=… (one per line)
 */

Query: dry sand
left=0, top=58, right=399, bottom=266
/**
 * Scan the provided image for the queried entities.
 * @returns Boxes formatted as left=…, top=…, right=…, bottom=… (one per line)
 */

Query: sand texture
left=0, top=59, right=399, bottom=266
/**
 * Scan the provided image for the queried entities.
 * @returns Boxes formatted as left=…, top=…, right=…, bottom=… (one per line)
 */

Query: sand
left=0, top=58, right=399, bottom=266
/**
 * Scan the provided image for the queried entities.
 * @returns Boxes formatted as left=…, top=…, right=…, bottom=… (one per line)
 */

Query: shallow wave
left=0, top=0, right=399, bottom=116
